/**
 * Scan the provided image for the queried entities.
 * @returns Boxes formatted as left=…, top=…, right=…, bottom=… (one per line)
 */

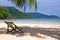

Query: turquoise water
left=10, top=18, right=60, bottom=25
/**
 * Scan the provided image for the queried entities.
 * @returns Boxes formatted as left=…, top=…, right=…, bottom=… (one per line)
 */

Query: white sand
left=0, top=20, right=60, bottom=40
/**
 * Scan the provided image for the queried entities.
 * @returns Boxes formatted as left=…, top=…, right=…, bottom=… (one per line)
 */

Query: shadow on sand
left=0, top=26, right=60, bottom=40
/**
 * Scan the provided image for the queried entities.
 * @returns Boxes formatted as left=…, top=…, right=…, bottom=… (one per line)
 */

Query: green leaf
left=11, top=0, right=37, bottom=12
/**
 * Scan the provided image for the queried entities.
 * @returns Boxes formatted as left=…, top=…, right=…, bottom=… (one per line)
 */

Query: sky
left=0, top=0, right=60, bottom=17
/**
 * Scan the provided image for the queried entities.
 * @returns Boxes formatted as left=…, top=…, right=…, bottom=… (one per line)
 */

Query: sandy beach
left=0, top=20, right=60, bottom=40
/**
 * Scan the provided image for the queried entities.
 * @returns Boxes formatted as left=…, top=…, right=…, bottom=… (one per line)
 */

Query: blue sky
left=0, top=0, right=60, bottom=17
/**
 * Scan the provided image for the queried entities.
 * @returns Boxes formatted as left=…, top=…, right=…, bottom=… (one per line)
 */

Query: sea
left=4, top=18, right=60, bottom=25
left=0, top=18, right=60, bottom=27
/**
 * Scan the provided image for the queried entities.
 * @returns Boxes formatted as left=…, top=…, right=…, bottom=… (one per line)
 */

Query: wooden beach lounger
left=5, top=21, right=23, bottom=33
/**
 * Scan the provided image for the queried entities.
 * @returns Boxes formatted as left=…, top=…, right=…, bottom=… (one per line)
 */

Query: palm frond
left=11, top=0, right=37, bottom=11
left=29, top=0, right=37, bottom=11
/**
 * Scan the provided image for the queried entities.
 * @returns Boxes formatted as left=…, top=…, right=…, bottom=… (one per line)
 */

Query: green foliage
left=0, top=13, right=4, bottom=19
left=29, top=0, right=37, bottom=11
left=0, top=6, right=33, bottom=19
left=7, top=7, right=33, bottom=18
left=0, top=6, right=12, bottom=19
left=11, top=0, right=37, bottom=11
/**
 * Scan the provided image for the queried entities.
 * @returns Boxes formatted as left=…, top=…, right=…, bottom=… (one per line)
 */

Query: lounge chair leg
left=7, top=29, right=9, bottom=33
left=19, top=29, right=23, bottom=33
left=21, top=31, right=23, bottom=33
left=7, top=26, right=9, bottom=33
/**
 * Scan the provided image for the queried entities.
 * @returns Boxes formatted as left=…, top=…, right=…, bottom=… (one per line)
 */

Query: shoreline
left=0, top=20, right=60, bottom=28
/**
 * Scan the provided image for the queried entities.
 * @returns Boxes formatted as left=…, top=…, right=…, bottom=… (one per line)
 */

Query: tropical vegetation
left=0, top=6, right=33, bottom=19
left=0, top=0, right=37, bottom=19
left=11, top=0, right=37, bottom=11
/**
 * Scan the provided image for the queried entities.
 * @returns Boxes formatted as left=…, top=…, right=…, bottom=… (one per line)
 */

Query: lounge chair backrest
left=5, top=21, right=15, bottom=29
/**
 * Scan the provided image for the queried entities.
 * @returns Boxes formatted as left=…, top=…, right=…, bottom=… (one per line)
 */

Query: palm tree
left=11, top=0, right=37, bottom=12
